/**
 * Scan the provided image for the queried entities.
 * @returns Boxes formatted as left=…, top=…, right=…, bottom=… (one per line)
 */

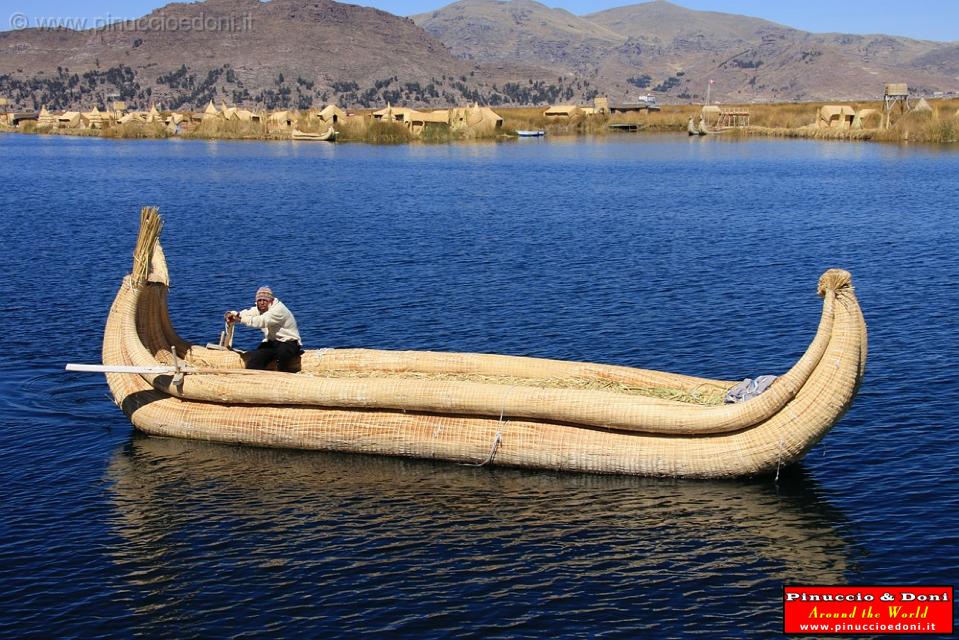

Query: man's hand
left=224, top=311, right=239, bottom=324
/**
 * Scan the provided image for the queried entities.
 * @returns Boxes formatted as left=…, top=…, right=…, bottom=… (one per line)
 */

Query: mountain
left=1, top=0, right=956, bottom=111
left=414, top=0, right=626, bottom=73
left=585, top=1, right=795, bottom=46
left=415, top=0, right=959, bottom=103
left=0, top=0, right=560, bottom=110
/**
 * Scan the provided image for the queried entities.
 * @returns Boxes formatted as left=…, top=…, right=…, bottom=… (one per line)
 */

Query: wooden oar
left=65, top=363, right=263, bottom=375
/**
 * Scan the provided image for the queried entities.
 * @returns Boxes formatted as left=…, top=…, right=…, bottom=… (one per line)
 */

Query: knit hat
left=255, top=286, right=274, bottom=302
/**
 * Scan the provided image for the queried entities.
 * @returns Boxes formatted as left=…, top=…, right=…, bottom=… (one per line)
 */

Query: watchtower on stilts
left=882, top=83, right=911, bottom=130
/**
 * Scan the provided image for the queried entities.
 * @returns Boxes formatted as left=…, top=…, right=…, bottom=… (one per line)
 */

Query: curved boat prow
left=100, top=208, right=867, bottom=478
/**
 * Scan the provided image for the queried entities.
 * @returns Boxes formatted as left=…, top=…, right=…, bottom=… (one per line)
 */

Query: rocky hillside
left=1, top=0, right=956, bottom=111
left=416, top=0, right=959, bottom=103
left=0, top=0, right=569, bottom=110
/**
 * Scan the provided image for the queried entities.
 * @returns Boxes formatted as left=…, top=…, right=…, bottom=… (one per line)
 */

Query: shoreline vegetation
left=2, top=99, right=958, bottom=144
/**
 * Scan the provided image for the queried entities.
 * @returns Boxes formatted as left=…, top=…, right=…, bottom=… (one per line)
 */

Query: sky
left=2, top=0, right=957, bottom=42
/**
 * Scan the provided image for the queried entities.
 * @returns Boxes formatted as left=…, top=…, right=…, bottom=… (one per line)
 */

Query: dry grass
left=365, top=119, right=414, bottom=144
left=872, top=106, right=958, bottom=143
left=101, top=122, right=170, bottom=139
left=335, top=116, right=416, bottom=144
left=335, top=115, right=370, bottom=141
left=181, top=118, right=272, bottom=140
left=747, top=126, right=875, bottom=141
left=721, top=98, right=959, bottom=143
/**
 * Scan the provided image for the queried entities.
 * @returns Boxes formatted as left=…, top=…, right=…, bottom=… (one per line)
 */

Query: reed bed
left=746, top=126, right=875, bottom=141
left=872, top=107, right=958, bottom=143
left=336, top=118, right=413, bottom=144
left=100, top=122, right=171, bottom=139
left=181, top=118, right=273, bottom=140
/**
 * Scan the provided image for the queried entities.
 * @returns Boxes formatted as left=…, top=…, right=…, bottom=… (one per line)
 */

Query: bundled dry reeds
left=306, top=368, right=730, bottom=405
left=101, top=122, right=170, bottom=139
left=182, top=118, right=270, bottom=140
left=336, top=118, right=412, bottom=144
left=131, top=206, right=163, bottom=286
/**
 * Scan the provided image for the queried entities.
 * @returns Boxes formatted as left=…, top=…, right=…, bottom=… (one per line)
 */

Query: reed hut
left=852, top=108, right=881, bottom=129
left=408, top=110, right=450, bottom=136
left=37, top=106, right=56, bottom=128
left=235, top=109, right=261, bottom=123
left=449, top=104, right=503, bottom=135
left=372, top=104, right=419, bottom=124
left=201, top=100, right=221, bottom=122
left=268, top=110, right=297, bottom=131
left=544, top=105, right=582, bottom=120
left=319, top=104, right=347, bottom=124
left=145, top=105, right=164, bottom=124
left=83, top=106, right=106, bottom=129
left=118, top=112, right=147, bottom=125
left=56, top=111, right=82, bottom=129
left=817, top=105, right=856, bottom=129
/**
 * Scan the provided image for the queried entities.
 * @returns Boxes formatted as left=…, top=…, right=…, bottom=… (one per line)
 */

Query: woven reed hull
left=291, top=128, right=334, bottom=141
left=101, top=209, right=867, bottom=478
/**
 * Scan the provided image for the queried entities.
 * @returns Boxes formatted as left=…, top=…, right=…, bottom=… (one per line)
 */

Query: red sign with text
left=784, top=585, right=953, bottom=635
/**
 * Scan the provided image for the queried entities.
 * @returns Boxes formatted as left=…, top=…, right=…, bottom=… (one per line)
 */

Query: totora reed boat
left=84, top=207, right=867, bottom=478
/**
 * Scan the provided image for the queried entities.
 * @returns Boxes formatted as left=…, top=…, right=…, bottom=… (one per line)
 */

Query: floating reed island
left=85, top=208, right=867, bottom=478
left=5, top=95, right=957, bottom=143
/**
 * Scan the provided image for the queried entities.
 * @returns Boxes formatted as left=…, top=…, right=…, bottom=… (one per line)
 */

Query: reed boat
left=92, top=207, right=867, bottom=478
left=291, top=128, right=336, bottom=141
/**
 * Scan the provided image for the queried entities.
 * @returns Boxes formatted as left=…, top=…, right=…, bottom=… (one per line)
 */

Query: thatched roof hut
left=234, top=109, right=260, bottom=123
left=817, top=105, right=856, bottom=129
left=268, top=110, right=297, bottom=129
left=37, top=106, right=56, bottom=128
left=450, top=104, right=503, bottom=134
left=852, top=108, right=881, bottom=129
left=57, top=111, right=82, bottom=128
left=319, top=104, right=347, bottom=124
left=118, top=112, right=147, bottom=125
left=372, top=104, right=420, bottom=123
left=201, top=100, right=220, bottom=121
left=83, top=106, right=106, bottom=129
left=544, top=105, right=582, bottom=119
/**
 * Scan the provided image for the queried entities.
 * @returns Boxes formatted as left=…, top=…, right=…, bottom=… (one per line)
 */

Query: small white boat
left=516, top=130, right=545, bottom=137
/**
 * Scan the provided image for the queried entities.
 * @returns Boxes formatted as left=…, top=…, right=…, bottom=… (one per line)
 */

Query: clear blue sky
left=2, top=0, right=956, bottom=41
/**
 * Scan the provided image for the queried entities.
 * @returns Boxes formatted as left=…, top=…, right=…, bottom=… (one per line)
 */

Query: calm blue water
left=0, top=133, right=957, bottom=638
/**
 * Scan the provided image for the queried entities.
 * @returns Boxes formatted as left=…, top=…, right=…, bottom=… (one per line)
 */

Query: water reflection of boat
left=106, top=434, right=852, bottom=585
left=96, top=208, right=866, bottom=478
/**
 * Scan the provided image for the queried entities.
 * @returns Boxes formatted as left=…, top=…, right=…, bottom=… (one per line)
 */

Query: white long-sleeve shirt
left=238, top=298, right=301, bottom=344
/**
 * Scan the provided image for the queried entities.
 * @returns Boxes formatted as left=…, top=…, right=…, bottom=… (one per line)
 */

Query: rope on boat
left=462, top=431, right=503, bottom=467
left=775, top=436, right=785, bottom=483
left=480, top=431, right=503, bottom=466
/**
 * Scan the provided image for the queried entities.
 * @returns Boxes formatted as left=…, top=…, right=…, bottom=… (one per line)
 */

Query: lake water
left=0, top=133, right=957, bottom=637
